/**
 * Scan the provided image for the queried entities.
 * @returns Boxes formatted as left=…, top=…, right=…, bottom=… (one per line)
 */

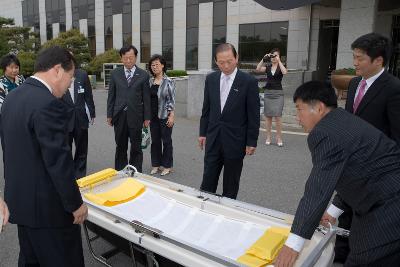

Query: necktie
left=126, top=69, right=133, bottom=84
left=220, top=75, right=230, bottom=112
left=353, top=79, right=367, bottom=113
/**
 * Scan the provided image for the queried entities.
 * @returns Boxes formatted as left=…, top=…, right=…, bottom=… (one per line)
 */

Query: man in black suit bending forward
left=275, top=81, right=400, bottom=267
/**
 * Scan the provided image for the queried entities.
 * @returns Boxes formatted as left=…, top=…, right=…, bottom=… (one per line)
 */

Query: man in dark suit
left=107, top=45, right=151, bottom=172
left=323, top=33, right=400, bottom=263
left=199, top=43, right=260, bottom=199
left=1, top=46, right=87, bottom=266
left=275, top=81, right=400, bottom=267
left=62, top=68, right=96, bottom=179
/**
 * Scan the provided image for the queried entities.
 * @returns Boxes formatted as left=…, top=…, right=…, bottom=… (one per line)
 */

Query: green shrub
left=331, top=68, right=356, bottom=75
left=18, top=51, right=36, bottom=77
left=166, top=70, right=187, bottom=77
left=85, top=49, right=120, bottom=77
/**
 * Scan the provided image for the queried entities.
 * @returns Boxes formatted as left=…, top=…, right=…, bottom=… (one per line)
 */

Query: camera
left=263, top=54, right=277, bottom=63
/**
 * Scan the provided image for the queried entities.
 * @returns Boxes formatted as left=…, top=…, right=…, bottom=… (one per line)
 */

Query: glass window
left=186, top=5, right=199, bottom=28
left=163, top=0, right=173, bottom=8
left=162, top=8, right=173, bottom=30
left=112, top=0, right=123, bottom=14
left=141, top=10, right=150, bottom=31
left=104, top=16, right=112, bottom=35
left=186, top=45, right=198, bottom=70
left=104, top=0, right=112, bottom=17
left=239, top=21, right=288, bottom=64
left=105, top=35, right=113, bottom=50
left=123, top=12, right=132, bottom=34
left=213, top=1, right=226, bottom=27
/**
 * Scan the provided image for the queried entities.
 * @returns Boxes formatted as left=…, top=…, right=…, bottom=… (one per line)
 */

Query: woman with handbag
left=148, top=54, right=176, bottom=176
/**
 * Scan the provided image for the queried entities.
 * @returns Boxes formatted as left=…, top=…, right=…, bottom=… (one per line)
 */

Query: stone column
left=52, top=22, right=60, bottom=38
left=151, top=8, right=162, bottom=55
left=95, top=0, right=105, bottom=54
left=79, top=19, right=88, bottom=37
left=39, top=0, right=47, bottom=44
left=173, top=0, right=186, bottom=70
left=113, top=14, right=123, bottom=49
left=65, top=0, right=72, bottom=30
left=336, top=0, right=377, bottom=68
left=132, top=0, right=141, bottom=62
left=198, top=2, right=213, bottom=70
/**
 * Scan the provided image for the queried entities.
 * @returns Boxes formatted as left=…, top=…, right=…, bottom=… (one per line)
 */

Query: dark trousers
left=150, top=117, right=173, bottom=168
left=113, top=110, right=143, bottom=172
left=334, top=206, right=352, bottom=263
left=68, top=127, right=88, bottom=179
left=344, top=239, right=400, bottom=267
left=200, top=141, right=244, bottom=199
left=17, top=224, right=84, bottom=267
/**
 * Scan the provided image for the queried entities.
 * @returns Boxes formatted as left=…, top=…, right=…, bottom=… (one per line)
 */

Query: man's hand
left=246, top=146, right=256, bottom=155
left=90, top=118, right=95, bottom=125
left=72, top=204, right=88, bottom=224
left=274, top=245, right=299, bottom=267
left=166, top=112, right=174, bottom=128
left=106, top=117, right=113, bottom=126
left=198, top=137, right=206, bottom=150
left=0, top=197, right=9, bottom=226
left=143, top=120, right=150, bottom=128
left=320, top=211, right=337, bottom=227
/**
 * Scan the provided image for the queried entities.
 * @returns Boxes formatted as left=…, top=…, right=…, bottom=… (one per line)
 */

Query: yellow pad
left=84, top=178, right=145, bottom=206
left=77, top=168, right=118, bottom=188
left=244, top=227, right=290, bottom=262
left=237, top=254, right=268, bottom=267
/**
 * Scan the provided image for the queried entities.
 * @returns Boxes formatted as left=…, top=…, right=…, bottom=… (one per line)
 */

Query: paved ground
left=0, top=88, right=341, bottom=266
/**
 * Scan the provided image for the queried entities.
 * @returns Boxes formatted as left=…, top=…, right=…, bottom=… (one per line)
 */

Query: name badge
left=78, top=85, right=85, bottom=94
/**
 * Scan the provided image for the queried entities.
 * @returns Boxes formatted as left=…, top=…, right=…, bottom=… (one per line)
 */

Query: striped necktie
left=126, top=69, right=133, bottom=84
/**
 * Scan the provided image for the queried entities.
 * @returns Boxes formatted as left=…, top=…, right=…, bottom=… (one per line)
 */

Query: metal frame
left=81, top=165, right=338, bottom=267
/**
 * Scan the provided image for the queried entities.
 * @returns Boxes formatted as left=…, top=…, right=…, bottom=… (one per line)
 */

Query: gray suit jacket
left=291, top=108, right=400, bottom=255
left=107, top=66, right=151, bottom=128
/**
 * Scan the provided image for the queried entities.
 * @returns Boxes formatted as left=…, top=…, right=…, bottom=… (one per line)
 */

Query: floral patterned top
left=0, top=74, right=25, bottom=113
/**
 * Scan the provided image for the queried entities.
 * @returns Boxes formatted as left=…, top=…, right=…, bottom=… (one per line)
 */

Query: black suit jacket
left=291, top=108, right=400, bottom=255
left=1, top=77, right=83, bottom=227
left=107, top=66, right=151, bottom=128
left=199, top=69, right=260, bottom=158
left=62, top=69, right=96, bottom=132
left=345, top=71, right=400, bottom=144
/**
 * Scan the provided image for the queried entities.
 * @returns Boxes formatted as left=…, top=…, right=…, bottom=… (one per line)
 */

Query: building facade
left=0, top=0, right=399, bottom=78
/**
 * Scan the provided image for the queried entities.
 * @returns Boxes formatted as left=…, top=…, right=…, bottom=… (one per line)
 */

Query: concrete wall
left=39, top=0, right=46, bottom=44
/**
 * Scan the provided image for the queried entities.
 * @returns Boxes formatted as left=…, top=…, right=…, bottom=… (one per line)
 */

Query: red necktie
left=353, top=79, right=367, bottom=113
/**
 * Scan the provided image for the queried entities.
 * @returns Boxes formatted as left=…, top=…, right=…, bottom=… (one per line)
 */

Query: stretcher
left=80, top=166, right=337, bottom=267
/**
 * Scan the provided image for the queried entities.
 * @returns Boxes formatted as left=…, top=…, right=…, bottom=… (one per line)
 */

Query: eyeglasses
left=151, top=63, right=162, bottom=68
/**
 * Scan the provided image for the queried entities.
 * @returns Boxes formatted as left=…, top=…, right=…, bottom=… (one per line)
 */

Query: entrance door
left=389, top=15, right=400, bottom=78
left=316, top=20, right=339, bottom=82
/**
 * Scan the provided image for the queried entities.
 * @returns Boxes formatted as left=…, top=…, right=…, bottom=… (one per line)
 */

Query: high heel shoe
left=265, top=139, right=271, bottom=145
left=277, top=140, right=283, bottom=147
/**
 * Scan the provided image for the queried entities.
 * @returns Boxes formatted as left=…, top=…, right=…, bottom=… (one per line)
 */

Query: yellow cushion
left=77, top=168, right=118, bottom=188
left=239, top=227, right=290, bottom=264
left=237, top=253, right=268, bottom=267
left=84, top=178, right=145, bottom=206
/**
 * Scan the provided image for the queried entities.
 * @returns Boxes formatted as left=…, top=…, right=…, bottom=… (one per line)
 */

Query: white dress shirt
left=220, top=67, right=238, bottom=112
left=124, top=66, right=136, bottom=78
left=68, top=80, right=75, bottom=103
left=354, top=68, right=384, bottom=100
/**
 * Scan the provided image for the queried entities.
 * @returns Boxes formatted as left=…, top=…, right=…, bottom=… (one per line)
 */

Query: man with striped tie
left=322, top=33, right=400, bottom=263
left=275, top=81, right=400, bottom=267
left=107, top=45, right=151, bottom=172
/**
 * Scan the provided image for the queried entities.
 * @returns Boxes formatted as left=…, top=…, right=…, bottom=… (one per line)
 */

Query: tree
left=0, top=17, right=40, bottom=55
left=86, top=49, right=120, bottom=77
left=41, top=29, right=91, bottom=68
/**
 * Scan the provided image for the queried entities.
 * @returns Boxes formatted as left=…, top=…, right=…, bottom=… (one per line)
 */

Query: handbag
left=141, top=127, right=151, bottom=149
